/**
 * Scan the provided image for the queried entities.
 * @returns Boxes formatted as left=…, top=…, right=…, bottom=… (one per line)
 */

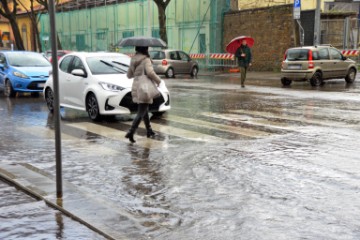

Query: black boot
left=125, top=130, right=136, bottom=143
left=143, top=113, right=155, bottom=138
left=147, top=128, right=155, bottom=138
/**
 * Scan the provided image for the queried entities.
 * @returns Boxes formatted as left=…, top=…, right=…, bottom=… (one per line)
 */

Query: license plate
left=288, top=64, right=302, bottom=70
left=37, top=83, right=45, bottom=88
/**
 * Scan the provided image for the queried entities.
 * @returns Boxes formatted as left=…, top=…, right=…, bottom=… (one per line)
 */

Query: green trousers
left=240, top=67, right=247, bottom=86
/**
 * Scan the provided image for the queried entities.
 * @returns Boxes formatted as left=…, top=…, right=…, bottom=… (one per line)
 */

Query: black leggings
left=130, top=103, right=151, bottom=132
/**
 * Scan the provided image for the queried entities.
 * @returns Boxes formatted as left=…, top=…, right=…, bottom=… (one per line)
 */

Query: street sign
left=294, top=0, right=301, bottom=20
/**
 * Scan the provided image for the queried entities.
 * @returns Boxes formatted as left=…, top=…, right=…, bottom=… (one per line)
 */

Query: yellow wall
left=238, top=0, right=334, bottom=11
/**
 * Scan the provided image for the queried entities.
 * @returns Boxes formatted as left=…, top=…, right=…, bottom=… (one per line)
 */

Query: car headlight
left=13, top=71, right=29, bottom=79
left=99, top=82, right=125, bottom=92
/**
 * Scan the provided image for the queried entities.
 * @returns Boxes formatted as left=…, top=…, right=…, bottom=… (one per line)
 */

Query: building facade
left=39, top=0, right=231, bottom=54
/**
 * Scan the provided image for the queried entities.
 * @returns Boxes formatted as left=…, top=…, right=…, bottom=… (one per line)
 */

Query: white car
left=43, top=52, right=170, bottom=121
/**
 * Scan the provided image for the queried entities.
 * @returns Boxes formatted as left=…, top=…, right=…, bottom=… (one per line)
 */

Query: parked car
left=281, top=45, right=357, bottom=86
left=149, top=49, right=199, bottom=78
left=43, top=52, right=171, bottom=121
left=45, top=50, right=72, bottom=62
left=0, top=51, right=52, bottom=97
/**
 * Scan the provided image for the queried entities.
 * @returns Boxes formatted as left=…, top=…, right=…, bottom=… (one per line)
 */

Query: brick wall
left=224, top=4, right=296, bottom=71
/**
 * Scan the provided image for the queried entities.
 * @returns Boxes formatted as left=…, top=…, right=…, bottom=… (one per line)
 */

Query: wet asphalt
left=1, top=71, right=360, bottom=239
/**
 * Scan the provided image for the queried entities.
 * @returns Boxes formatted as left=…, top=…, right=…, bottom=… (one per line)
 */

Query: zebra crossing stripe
left=66, top=122, right=166, bottom=148
left=200, top=112, right=299, bottom=131
left=230, top=109, right=356, bottom=128
left=166, top=114, right=272, bottom=138
left=17, top=126, right=119, bottom=155
left=122, top=121, right=224, bottom=142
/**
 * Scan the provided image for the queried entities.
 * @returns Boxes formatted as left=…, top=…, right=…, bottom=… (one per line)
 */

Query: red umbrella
left=226, top=36, right=254, bottom=54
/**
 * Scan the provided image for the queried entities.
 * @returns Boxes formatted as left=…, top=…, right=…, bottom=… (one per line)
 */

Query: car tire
left=45, top=88, right=54, bottom=113
left=310, top=72, right=323, bottom=87
left=86, top=93, right=102, bottom=121
left=190, top=66, right=198, bottom=78
left=165, top=68, right=175, bottom=78
left=4, top=79, right=16, bottom=98
left=281, top=77, right=292, bottom=86
left=345, top=68, right=356, bottom=83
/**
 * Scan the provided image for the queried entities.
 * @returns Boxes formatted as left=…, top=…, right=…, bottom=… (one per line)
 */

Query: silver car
left=281, top=45, right=357, bottom=86
left=149, top=49, right=199, bottom=78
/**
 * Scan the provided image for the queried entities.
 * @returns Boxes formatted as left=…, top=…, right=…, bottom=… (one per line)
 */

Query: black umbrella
left=117, top=36, right=167, bottom=47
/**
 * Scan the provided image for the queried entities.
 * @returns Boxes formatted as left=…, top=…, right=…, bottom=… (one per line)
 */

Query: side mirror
left=71, top=69, right=87, bottom=77
left=342, top=55, right=347, bottom=61
left=0, top=63, right=4, bottom=70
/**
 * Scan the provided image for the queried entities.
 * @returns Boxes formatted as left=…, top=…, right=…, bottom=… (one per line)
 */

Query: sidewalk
left=0, top=163, right=145, bottom=240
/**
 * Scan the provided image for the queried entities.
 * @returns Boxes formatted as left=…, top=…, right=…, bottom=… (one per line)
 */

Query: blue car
left=0, top=51, right=52, bottom=97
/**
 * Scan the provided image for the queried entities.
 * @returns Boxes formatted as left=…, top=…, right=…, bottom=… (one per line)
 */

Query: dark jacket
left=235, top=45, right=252, bottom=68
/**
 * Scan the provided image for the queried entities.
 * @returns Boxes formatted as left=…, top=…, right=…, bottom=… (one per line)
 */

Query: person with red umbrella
left=227, top=36, right=254, bottom=88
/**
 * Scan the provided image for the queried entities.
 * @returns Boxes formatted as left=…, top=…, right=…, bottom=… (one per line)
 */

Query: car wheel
left=86, top=93, right=102, bottom=121
left=190, top=66, right=198, bottom=77
left=281, top=77, right=292, bottom=86
left=345, top=68, right=356, bottom=83
left=45, top=88, right=54, bottom=113
left=4, top=79, right=16, bottom=97
left=165, top=68, right=175, bottom=78
left=310, top=72, right=323, bottom=87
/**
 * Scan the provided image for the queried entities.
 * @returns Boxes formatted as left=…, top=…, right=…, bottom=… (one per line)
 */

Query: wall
left=237, top=0, right=331, bottom=11
left=224, top=4, right=296, bottom=71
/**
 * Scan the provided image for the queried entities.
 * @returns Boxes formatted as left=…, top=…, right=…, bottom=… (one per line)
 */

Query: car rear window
left=286, top=49, right=309, bottom=61
left=150, top=51, right=165, bottom=60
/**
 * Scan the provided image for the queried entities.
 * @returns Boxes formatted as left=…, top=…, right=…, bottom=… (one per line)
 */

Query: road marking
left=66, top=122, right=169, bottom=149
left=18, top=126, right=119, bottom=155
left=229, top=109, right=358, bottom=128
left=122, top=121, right=224, bottom=142
left=166, top=114, right=273, bottom=138
left=200, top=112, right=299, bottom=132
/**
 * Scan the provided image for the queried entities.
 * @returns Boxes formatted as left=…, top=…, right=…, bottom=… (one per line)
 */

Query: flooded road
left=1, top=74, right=360, bottom=239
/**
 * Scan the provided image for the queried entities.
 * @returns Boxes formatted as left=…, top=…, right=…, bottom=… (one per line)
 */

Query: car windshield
left=86, top=56, right=130, bottom=75
left=286, top=49, right=309, bottom=61
left=149, top=51, right=165, bottom=60
left=7, top=52, right=51, bottom=67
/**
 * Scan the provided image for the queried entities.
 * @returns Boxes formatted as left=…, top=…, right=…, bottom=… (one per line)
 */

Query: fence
left=189, top=53, right=238, bottom=70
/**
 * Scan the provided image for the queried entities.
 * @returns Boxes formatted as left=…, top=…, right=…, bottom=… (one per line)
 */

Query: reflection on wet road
left=1, top=75, right=360, bottom=239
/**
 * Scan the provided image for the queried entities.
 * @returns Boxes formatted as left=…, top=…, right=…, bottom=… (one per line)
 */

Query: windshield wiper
left=111, top=61, right=129, bottom=68
left=100, top=60, right=126, bottom=73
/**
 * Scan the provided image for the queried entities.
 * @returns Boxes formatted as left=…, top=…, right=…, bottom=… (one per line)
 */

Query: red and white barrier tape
left=341, top=50, right=359, bottom=56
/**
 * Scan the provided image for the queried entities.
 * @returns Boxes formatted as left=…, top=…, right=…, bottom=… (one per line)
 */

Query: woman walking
left=125, top=46, right=162, bottom=143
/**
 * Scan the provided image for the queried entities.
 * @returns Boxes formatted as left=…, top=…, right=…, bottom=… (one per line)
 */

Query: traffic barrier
left=189, top=53, right=206, bottom=59
left=341, top=50, right=359, bottom=57
left=209, top=53, right=235, bottom=60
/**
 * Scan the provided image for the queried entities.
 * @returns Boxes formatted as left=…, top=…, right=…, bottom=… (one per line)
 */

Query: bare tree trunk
left=0, top=0, right=25, bottom=50
left=153, top=0, right=171, bottom=44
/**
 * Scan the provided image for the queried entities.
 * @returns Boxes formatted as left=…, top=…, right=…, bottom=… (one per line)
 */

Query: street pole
left=314, top=0, right=321, bottom=45
left=48, top=0, right=62, bottom=198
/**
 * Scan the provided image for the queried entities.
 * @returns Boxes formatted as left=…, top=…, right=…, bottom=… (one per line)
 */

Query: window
left=169, top=51, right=179, bottom=60
left=69, top=57, right=85, bottom=73
left=286, top=49, right=309, bottom=61
left=178, top=51, right=190, bottom=61
left=152, top=29, right=160, bottom=38
left=330, top=48, right=342, bottom=60
left=318, top=48, right=330, bottom=60
left=60, top=56, right=73, bottom=73
left=312, top=51, right=319, bottom=60
left=122, top=31, right=134, bottom=38
left=0, top=54, right=7, bottom=65
left=149, top=51, right=165, bottom=60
